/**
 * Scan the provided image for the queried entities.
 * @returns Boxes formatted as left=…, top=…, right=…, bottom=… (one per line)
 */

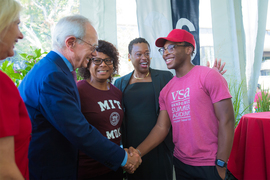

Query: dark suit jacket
left=114, top=68, right=174, bottom=152
left=18, top=51, right=125, bottom=180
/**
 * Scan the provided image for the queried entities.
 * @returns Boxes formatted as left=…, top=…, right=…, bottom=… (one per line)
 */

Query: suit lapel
left=121, top=71, right=133, bottom=93
left=47, top=51, right=71, bottom=75
left=150, top=68, right=161, bottom=115
left=46, top=51, right=80, bottom=106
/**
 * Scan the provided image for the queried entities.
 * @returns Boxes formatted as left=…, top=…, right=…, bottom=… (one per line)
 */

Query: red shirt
left=0, top=71, right=32, bottom=180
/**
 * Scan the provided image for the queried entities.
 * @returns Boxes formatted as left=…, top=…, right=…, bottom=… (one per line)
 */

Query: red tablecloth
left=227, top=112, right=270, bottom=180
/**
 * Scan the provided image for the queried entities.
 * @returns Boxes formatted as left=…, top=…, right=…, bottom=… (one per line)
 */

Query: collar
left=53, top=50, right=73, bottom=72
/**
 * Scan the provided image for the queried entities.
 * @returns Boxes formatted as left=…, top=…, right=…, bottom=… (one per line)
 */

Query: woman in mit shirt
left=77, top=40, right=124, bottom=180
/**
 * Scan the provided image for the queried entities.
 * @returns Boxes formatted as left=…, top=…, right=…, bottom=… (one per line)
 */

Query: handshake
left=122, top=147, right=142, bottom=174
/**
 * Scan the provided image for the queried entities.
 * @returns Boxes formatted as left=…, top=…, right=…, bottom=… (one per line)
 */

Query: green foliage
left=255, top=90, right=270, bottom=112
left=17, top=48, right=47, bottom=78
left=0, top=60, right=23, bottom=86
left=75, top=68, right=83, bottom=81
left=17, top=0, right=79, bottom=54
left=0, top=48, right=47, bottom=87
left=228, top=81, right=252, bottom=127
left=112, top=74, right=121, bottom=77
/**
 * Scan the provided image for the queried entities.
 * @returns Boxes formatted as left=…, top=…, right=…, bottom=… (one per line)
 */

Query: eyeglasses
left=158, top=44, right=188, bottom=55
left=76, top=37, right=98, bottom=52
left=91, top=58, right=114, bottom=65
left=134, top=52, right=150, bottom=58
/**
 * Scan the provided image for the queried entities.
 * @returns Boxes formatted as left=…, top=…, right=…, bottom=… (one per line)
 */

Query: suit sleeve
left=166, top=71, right=174, bottom=80
left=39, top=72, right=125, bottom=171
left=113, top=78, right=121, bottom=91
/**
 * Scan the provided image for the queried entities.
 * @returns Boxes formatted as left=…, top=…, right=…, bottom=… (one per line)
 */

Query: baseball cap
left=155, top=29, right=196, bottom=49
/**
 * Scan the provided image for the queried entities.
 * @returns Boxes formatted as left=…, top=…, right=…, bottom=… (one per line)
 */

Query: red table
left=227, top=112, right=270, bottom=180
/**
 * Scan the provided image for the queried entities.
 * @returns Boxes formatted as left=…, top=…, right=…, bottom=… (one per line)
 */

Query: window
left=261, top=70, right=270, bottom=76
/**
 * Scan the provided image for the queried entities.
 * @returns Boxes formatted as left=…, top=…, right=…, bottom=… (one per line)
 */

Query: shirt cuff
left=121, top=151, right=128, bottom=167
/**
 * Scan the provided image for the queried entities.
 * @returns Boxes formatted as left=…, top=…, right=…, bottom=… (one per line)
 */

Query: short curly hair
left=78, top=40, right=119, bottom=82
left=128, top=37, right=150, bottom=54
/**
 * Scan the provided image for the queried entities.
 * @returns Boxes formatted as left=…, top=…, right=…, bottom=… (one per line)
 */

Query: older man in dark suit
left=18, top=15, right=141, bottom=180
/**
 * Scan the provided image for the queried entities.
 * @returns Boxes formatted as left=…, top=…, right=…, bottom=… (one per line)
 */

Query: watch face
left=217, top=160, right=225, bottom=166
left=216, top=159, right=227, bottom=167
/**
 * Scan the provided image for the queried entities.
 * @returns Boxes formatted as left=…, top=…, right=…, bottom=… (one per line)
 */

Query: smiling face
left=72, top=22, right=98, bottom=69
left=0, top=17, right=23, bottom=60
left=89, top=51, right=114, bottom=82
left=162, top=40, right=191, bottom=70
left=129, top=42, right=151, bottom=74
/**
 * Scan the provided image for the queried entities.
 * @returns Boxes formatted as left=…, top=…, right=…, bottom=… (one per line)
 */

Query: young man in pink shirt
left=134, top=29, right=235, bottom=180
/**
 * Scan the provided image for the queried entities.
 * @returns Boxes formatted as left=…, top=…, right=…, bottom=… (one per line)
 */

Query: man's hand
left=207, top=58, right=227, bottom=75
left=216, top=166, right=226, bottom=180
left=128, top=146, right=141, bottom=157
left=122, top=148, right=142, bottom=174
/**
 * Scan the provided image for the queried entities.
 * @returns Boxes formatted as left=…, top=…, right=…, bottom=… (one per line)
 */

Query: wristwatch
left=215, top=159, right=227, bottom=168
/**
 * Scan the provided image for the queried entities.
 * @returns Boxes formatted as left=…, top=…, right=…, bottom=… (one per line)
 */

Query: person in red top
left=0, top=0, right=32, bottom=179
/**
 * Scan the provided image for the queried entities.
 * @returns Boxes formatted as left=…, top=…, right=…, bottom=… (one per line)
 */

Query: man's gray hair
left=52, top=15, right=91, bottom=49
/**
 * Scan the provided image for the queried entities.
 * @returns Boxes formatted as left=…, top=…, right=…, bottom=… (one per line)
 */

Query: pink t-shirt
left=253, top=91, right=262, bottom=109
left=159, top=66, right=231, bottom=166
left=254, top=91, right=262, bottom=102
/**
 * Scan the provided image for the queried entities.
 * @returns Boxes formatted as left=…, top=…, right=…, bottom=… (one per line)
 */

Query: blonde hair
left=0, top=0, right=22, bottom=35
